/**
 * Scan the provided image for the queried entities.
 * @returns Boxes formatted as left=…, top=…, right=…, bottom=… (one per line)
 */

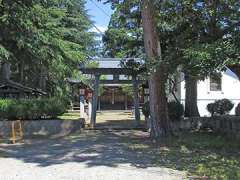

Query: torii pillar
left=91, top=74, right=100, bottom=128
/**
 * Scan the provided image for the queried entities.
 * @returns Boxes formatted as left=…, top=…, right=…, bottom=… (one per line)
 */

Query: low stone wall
left=172, top=116, right=240, bottom=139
left=0, top=119, right=84, bottom=138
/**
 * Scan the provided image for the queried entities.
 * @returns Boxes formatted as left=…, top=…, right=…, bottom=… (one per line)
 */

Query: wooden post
left=91, top=74, right=100, bottom=128
left=80, top=95, right=85, bottom=119
left=11, top=120, right=24, bottom=144
left=11, top=122, right=16, bottom=144
left=18, top=120, right=24, bottom=143
left=88, top=98, right=92, bottom=121
left=132, top=76, right=140, bottom=125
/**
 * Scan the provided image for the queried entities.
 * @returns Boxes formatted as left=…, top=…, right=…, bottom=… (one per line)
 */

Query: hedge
left=207, top=99, right=234, bottom=116
left=142, top=101, right=184, bottom=121
left=0, top=98, right=67, bottom=120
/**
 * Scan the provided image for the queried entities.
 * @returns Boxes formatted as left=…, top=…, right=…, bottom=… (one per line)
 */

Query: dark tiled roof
left=0, top=80, right=47, bottom=95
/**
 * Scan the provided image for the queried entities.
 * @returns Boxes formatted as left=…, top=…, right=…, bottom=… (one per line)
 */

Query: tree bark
left=141, top=0, right=170, bottom=138
left=184, top=74, right=200, bottom=117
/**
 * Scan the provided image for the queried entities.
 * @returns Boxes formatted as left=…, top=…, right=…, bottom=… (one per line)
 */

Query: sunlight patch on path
left=0, top=130, right=186, bottom=180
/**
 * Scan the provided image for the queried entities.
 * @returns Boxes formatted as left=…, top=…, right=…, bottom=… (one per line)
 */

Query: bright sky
left=86, top=0, right=113, bottom=33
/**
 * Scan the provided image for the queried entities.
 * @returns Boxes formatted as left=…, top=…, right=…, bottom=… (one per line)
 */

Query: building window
left=210, top=73, right=222, bottom=91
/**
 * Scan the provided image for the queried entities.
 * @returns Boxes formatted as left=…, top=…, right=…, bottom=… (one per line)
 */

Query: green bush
left=207, top=103, right=216, bottom=116
left=142, top=101, right=184, bottom=121
left=47, top=98, right=67, bottom=118
left=207, top=99, right=234, bottom=116
left=0, top=99, right=17, bottom=119
left=168, top=101, right=184, bottom=121
left=142, top=101, right=150, bottom=118
left=0, top=98, right=67, bottom=120
left=235, top=103, right=240, bottom=116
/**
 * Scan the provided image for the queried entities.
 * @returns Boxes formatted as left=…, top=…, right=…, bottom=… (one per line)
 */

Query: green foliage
left=104, top=0, right=240, bottom=78
left=0, top=0, right=95, bottom=95
left=207, top=103, right=216, bottom=117
left=207, top=99, right=234, bottom=116
left=168, top=101, right=184, bottom=121
left=142, top=101, right=184, bottom=121
left=126, top=130, right=240, bottom=179
left=58, top=112, right=81, bottom=120
left=121, top=84, right=133, bottom=97
left=235, top=103, right=240, bottom=116
left=102, top=0, right=143, bottom=58
left=216, top=99, right=234, bottom=115
left=183, top=40, right=240, bottom=77
left=0, top=98, right=67, bottom=120
left=142, top=101, right=150, bottom=118
left=0, top=44, right=10, bottom=61
left=0, top=99, right=17, bottom=119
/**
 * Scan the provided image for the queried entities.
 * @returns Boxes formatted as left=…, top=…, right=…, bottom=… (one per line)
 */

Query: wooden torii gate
left=79, top=58, right=143, bottom=128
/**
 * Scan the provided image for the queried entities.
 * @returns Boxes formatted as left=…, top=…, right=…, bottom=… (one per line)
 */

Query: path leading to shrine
left=95, top=110, right=145, bottom=129
left=0, top=130, right=186, bottom=180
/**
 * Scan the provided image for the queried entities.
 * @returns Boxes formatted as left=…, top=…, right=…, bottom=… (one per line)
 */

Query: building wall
left=180, top=69, right=240, bottom=116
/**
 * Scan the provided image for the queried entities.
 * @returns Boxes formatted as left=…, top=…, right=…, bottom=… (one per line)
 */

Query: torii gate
left=79, top=58, right=144, bottom=128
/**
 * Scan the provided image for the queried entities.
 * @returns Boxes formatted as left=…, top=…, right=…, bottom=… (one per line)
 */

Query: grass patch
left=0, top=151, right=6, bottom=158
left=0, top=144, right=9, bottom=158
left=58, top=112, right=80, bottom=120
left=127, top=132, right=240, bottom=179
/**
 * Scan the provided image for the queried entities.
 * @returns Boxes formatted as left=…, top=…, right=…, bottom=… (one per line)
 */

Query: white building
left=180, top=68, right=240, bottom=116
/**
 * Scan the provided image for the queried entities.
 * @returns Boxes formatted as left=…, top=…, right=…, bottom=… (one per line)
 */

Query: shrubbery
left=0, top=98, right=67, bottom=120
left=142, top=101, right=184, bottom=121
left=207, top=99, right=234, bottom=116
left=142, top=101, right=150, bottom=118
left=206, top=103, right=216, bottom=116
left=235, top=103, right=240, bottom=116
left=168, top=101, right=184, bottom=121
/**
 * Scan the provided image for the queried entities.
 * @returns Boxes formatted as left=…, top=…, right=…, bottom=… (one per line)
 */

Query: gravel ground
left=0, top=130, right=186, bottom=180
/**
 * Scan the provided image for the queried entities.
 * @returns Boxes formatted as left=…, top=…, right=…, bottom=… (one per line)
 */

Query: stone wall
left=0, top=119, right=84, bottom=139
left=171, top=116, right=240, bottom=139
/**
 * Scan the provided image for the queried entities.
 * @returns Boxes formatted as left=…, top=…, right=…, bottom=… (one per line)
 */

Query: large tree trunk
left=141, top=0, right=170, bottom=138
left=184, top=74, right=200, bottom=117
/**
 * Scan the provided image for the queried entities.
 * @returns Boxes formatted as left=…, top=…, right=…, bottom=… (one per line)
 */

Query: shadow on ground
left=0, top=130, right=153, bottom=168
left=1, top=130, right=240, bottom=179
left=95, top=120, right=145, bottom=130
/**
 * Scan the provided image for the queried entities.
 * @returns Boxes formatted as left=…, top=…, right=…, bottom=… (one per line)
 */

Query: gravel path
left=0, top=130, right=186, bottom=180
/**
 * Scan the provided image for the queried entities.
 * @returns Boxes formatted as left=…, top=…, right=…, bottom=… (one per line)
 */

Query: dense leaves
left=102, top=0, right=143, bottom=58
left=207, top=99, right=234, bottom=116
left=0, top=0, right=96, bottom=95
left=103, top=0, right=240, bottom=76
left=0, top=98, right=67, bottom=120
left=142, top=101, right=184, bottom=121
left=168, top=101, right=184, bottom=121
